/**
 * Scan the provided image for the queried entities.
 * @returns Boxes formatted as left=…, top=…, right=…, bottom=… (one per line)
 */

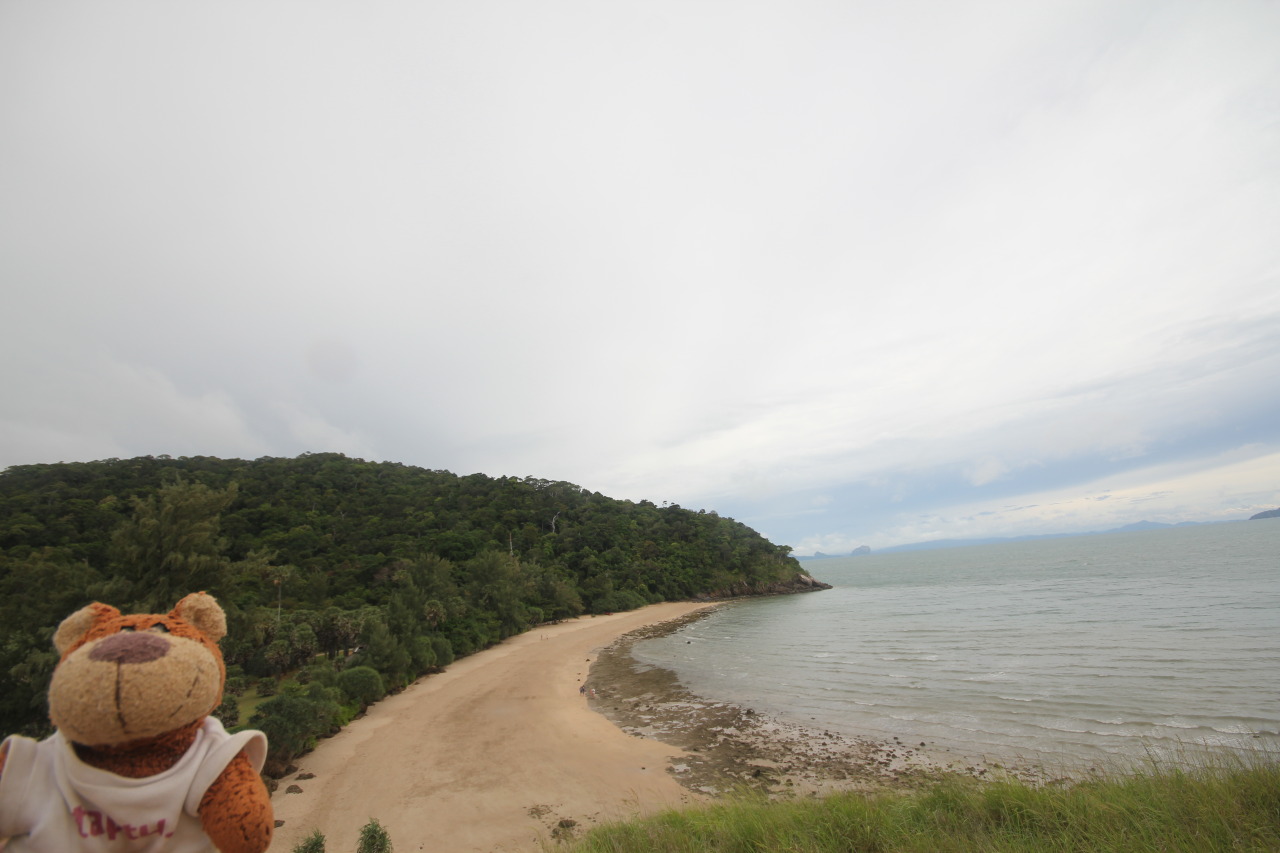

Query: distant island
left=799, top=515, right=1273, bottom=558
left=874, top=519, right=1234, bottom=554
left=797, top=545, right=870, bottom=561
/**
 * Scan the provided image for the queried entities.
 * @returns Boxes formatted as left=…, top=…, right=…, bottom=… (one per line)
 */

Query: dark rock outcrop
left=696, top=573, right=833, bottom=600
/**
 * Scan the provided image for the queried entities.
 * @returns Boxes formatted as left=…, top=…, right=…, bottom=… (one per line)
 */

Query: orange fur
left=71, top=721, right=203, bottom=778
left=199, top=752, right=274, bottom=853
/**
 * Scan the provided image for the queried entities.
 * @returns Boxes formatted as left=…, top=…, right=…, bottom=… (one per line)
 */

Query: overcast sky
left=3, top=1, right=1278, bottom=552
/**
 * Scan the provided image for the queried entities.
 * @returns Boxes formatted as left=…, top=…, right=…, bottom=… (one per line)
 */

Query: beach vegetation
left=289, top=818, right=392, bottom=853
left=291, top=829, right=327, bottom=853
left=355, top=817, right=393, bottom=853
left=560, top=758, right=1280, bottom=852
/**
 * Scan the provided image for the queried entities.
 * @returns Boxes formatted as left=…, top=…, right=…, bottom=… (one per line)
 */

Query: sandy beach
left=268, top=598, right=1019, bottom=853
left=268, top=602, right=717, bottom=853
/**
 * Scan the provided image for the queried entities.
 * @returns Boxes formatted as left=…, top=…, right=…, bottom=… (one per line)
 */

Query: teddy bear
left=0, top=592, right=273, bottom=853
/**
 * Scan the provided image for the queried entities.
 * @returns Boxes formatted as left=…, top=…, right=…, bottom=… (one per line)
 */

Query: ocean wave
left=630, top=523, right=1280, bottom=768
left=962, top=672, right=1015, bottom=682
left=1158, top=717, right=1200, bottom=730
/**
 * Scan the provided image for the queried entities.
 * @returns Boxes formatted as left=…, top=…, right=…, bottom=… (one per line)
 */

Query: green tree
left=290, top=622, right=319, bottom=667
left=268, top=563, right=298, bottom=628
left=105, top=480, right=238, bottom=610
left=314, top=607, right=362, bottom=659
left=464, top=551, right=531, bottom=637
left=212, top=694, right=240, bottom=729
left=351, top=614, right=410, bottom=688
left=0, top=549, right=103, bottom=737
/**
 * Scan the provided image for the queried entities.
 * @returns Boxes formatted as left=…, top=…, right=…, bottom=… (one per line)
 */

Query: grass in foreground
left=560, top=759, right=1280, bottom=852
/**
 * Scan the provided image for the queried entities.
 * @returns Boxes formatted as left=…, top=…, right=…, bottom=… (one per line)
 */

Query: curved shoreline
left=588, top=606, right=1048, bottom=796
left=266, top=599, right=1042, bottom=853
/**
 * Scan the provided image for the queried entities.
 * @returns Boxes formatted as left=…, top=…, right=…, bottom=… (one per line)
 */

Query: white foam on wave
left=963, top=671, right=1014, bottom=682
left=1032, top=719, right=1093, bottom=734
left=1159, top=717, right=1200, bottom=730
left=1214, top=722, right=1274, bottom=735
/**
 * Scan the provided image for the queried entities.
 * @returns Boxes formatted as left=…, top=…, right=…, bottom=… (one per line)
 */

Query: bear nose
left=88, top=632, right=171, bottom=664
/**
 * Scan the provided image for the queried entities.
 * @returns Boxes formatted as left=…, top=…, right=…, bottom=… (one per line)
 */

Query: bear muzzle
left=88, top=632, right=171, bottom=665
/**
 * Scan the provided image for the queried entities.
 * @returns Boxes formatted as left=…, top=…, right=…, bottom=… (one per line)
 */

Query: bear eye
left=147, top=624, right=171, bottom=634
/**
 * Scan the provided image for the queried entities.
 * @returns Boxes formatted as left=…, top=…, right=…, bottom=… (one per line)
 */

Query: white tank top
left=0, top=717, right=266, bottom=852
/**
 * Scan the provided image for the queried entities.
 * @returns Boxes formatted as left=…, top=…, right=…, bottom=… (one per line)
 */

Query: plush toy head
left=48, top=592, right=228, bottom=747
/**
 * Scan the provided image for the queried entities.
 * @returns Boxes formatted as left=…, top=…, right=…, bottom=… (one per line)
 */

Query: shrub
left=249, top=681, right=342, bottom=769
left=409, top=636, right=437, bottom=674
left=430, top=635, right=454, bottom=667
left=292, top=829, right=326, bottom=853
left=298, top=657, right=339, bottom=687
left=211, top=694, right=240, bottom=729
left=337, top=666, right=386, bottom=709
left=224, top=670, right=249, bottom=696
left=356, top=818, right=393, bottom=853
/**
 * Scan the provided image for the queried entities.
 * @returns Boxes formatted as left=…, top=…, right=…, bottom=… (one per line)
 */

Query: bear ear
left=53, top=603, right=121, bottom=656
left=170, top=592, right=226, bottom=643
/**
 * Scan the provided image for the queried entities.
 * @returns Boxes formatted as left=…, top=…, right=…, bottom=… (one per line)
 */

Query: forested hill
left=0, top=453, right=818, bottom=748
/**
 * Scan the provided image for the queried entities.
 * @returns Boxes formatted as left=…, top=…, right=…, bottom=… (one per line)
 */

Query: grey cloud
left=1, top=1, right=1278, bottom=550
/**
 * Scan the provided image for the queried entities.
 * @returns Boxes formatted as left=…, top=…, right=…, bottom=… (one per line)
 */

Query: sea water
left=633, top=520, right=1280, bottom=770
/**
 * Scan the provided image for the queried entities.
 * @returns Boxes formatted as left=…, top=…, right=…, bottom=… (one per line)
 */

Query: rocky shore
left=696, top=572, right=834, bottom=600
left=588, top=608, right=1045, bottom=798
